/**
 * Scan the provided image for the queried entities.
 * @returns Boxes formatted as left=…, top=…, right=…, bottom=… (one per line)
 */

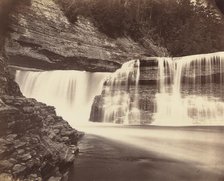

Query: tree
left=56, top=0, right=224, bottom=56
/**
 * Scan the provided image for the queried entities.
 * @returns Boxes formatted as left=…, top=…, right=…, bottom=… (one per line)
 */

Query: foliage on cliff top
left=56, top=0, right=224, bottom=57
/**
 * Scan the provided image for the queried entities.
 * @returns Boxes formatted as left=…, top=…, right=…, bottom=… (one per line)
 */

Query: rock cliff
left=0, top=64, right=83, bottom=181
left=0, top=95, right=82, bottom=181
left=5, top=0, right=167, bottom=72
left=0, top=1, right=83, bottom=180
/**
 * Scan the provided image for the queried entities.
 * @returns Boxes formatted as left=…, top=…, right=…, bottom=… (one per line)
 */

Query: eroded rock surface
left=0, top=95, right=83, bottom=181
left=0, top=56, right=83, bottom=180
left=5, top=0, right=167, bottom=72
left=0, top=2, right=83, bottom=180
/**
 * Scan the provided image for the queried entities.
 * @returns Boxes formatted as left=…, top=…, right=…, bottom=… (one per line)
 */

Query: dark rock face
left=0, top=58, right=83, bottom=180
left=0, top=95, right=83, bottom=180
left=0, top=43, right=21, bottom=96
left=5, top=0, right=168, bottom=72
left=1, top=55, right=83, bottom=181
left=90, top=96, right=104, bottom=123
left=0, top=2, right=83, bottom=180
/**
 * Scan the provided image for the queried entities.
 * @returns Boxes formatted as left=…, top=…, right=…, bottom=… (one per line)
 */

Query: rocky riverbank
left=0, top=54, right=83, bottom=180
left=0, top=95, right=83, bottom=181
left=0, top=2, right=83, bottom=180
left=0, top=57, right=83, bottom=181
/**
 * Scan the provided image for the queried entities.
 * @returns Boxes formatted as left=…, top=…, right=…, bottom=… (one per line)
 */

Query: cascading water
left=101, top=60, right=140, bottom=124
left=154, top=52, right=224, bottom=125
left=15, top=70, right=110, bottom=127
left=15, top=52, right=224, bottom=127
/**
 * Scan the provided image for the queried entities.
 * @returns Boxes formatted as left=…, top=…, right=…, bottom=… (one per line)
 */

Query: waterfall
left=101, top=60, right=140, bottom=124
left=15, top=70, right=110, bottom=127
left=154, top=52, right=224, bottom=125
left=15, top=52, right=224, bottom=126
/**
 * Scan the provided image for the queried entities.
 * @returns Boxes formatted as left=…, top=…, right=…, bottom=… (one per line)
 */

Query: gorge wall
left=0, top=1, right=83, bottom=180
left=5, top=0, right=167, bottom=72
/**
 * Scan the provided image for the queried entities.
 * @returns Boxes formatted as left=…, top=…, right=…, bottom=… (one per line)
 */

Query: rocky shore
left=0, top=95, right=83, bottom=181
left=0, top=55, right=83, bottom=180
left=0, top=2, right=83, bottom=180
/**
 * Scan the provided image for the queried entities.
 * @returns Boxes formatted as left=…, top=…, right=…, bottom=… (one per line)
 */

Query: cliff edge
left=5, top=0, right=167, bottom=72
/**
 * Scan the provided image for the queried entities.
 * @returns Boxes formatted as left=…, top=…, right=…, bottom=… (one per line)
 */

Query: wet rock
left=61, top=137, right=69, bottom=142
left=0, top=138, right=9, bottom=145
left=89, top=96, right=104, bottom=122
left=72, top=146, right=79, bottom=156
left=20, top=153, right=32, bottom=162
left=8, top=158, right=17, bottom=165
left=0, top=1, right=84, bottom=181
left=14, top=141, right=26, bottom=149
left=23, top=107, right=35, bottom=113
left=0, top=173, right=13, bottom=181
left=12, top=164, right=26, bottom=175
left=27, top=174, right=39, bottom=180
left=61, top=171, right=69, bottom=181
left=26, top=160, right=35, bottom=169
left=0, top=160, right=14, bottom=170
left=0, top=92, right=81, bottom=180
left=60, top=129, right=75, bottom=137
left=6, top=134, right=17, bottom=142
left=53, top=129, right=60, bottom=135
left=48, top=176, right=61, bottom=181
left=0, top=106, right=18, bottom=115
left=48, top=133, right=56, bottom=140
left=16, top=148, right=25, bottom=155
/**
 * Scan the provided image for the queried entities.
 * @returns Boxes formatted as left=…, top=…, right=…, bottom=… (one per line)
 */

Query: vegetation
left=56, top=0, right=224, bottom=56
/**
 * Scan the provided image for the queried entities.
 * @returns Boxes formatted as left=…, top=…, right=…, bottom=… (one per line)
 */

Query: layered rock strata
left=0, top=95, right=82, bottom=181
left=0, top=2, right=83, bottom=180
left=5, top=0, right=167, bottom=72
